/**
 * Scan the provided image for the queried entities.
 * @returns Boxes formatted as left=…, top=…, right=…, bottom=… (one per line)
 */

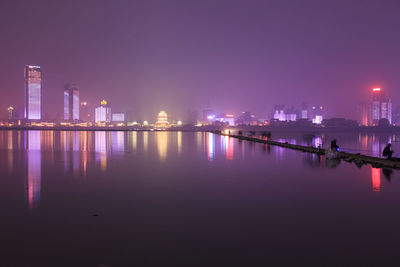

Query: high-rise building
left=64, top=84, right=79, bottom=121
left=371, top=88, right=392, bottom=125
left=80, top=101, right=90, bottom=122
left=24, top=65, right=42, bottom=120
left=273, top=105, right=286, bottom=121
left=8, top=106, right=15, bottom=120
left=358, top=102, right=370, bottom=126
left=95, top=100, right=111, bottom=123
left=392, top=106, right=400, bottom=126
left=301, top=102, right=308, bottom=119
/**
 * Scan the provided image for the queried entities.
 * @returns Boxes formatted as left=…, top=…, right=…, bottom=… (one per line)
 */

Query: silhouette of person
left=331, top=139, right=339, bottom=151
left=383, top=144, right=393, bottom=159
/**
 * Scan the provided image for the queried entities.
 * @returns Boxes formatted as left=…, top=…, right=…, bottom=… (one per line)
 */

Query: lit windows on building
left=312, top=115, right=323, bottom=124
left=273, top=105, right=286, bottom=121
left=95, top=100, right=111, bottom=123
left=381, top=101, right=392, bottom=124
left=371, top=87, right=392, bottom=125
left=215, top=114, right=235, bottom=126
left=24, top=65, right=42, bottom=120
left=112, top=113, right=125, bottom=122
left=8, top=106, right=15, bottom=120
left=301, top=110, right=308, bottom=119
left=286, top=114, right=297, bottom=121
left=372, top=101, right=380, bottom=122
left=64, top=84, right=79, bottom=121
left=154, top=111, right=170, bottom=128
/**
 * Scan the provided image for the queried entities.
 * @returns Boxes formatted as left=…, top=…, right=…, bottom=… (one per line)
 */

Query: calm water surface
left=0, top=130, right=400, bottom=266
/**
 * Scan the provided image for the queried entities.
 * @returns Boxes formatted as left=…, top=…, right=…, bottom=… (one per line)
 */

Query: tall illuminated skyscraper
left=24, top=65, right=42, bottom=120
left=371, top=88, right=392, bottom=125
left=64, top=83, right=80, bottom=121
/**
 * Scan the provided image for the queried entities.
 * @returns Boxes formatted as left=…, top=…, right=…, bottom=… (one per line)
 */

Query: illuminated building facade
left=392, top=106, right=400, bottom=126
left=301, top=102, right=308, bottom=119
left=215, top=114, right=235, bottom=126
left=8, top=106, right=15, bottom=120
left=112, top=113, right=125, bottom=122
left=64, top=84, right=80, bottom=121
left=80, top=101, right=89, bottom=122
left=95, top=100, right=111, bottom=123
left=235, top=112, right=257, bottom=125
left=359, top=102, right=370, bottom=126
left=311, top=106, right=323, bottom=124
left=273, top=105, right=286, bottom=121
left=273, top=105, right=298, bottom=122
left=154, top=111, right=170, bottom=128
left=202, top=109, right=215, bottom=124
left=371, top=88, right=392, bottom=125
left=24, top=65, right=42, bottom=120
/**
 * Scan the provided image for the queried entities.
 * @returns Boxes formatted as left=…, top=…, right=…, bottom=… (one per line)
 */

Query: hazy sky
left=0, top=0, right=399, bottom=121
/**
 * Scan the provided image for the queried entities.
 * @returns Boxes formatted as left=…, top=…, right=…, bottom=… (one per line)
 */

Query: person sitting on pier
left=383, top=144, right=393, bottom=159
left=331, top=139, right=339, bottom=152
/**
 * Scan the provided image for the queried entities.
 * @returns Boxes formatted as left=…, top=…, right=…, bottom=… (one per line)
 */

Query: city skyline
left=1, top=0, right=399, bottom=121
left=2, top=64, right=398, bottom=126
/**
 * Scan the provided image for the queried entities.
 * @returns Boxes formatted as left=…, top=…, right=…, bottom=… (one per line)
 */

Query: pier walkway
left=212, top=131, right=400, bottom=170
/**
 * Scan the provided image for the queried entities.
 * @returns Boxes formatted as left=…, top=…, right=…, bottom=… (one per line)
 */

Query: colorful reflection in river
left=371, top=167, right=382, bottom=192
left=156, top=131, right=168, bottom=162
left=95, top=131, right=108, bottom=172
left=1, top=130, right=400, bottom=213
left=221, top=135, right=234, bottom=161
left=26, top=131, right=41, bottom=211
left=207, top=132, right=215, bottom=161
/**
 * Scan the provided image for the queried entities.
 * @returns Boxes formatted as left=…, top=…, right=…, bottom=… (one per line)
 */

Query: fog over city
left=1, top=0, right=400, bottom=121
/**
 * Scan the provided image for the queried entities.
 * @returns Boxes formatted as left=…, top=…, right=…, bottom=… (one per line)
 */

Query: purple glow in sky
left=0, top=0, right=399, bottom=120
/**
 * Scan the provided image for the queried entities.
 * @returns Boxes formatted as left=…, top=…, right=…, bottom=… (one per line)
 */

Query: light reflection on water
left=0, top=130, right=398, bottom=212
left=271, top=132, right=398, bottom=158
left=1, top=130, right=400, bottom=265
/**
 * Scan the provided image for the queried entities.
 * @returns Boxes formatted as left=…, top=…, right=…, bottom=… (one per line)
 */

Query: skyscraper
left=24, top=65, right=42, bottom=120
left=8, top=106, right=15, bottom=120
left=371, top=88, right=392, bottom=125
left=64, top=83, right=80, bottom=121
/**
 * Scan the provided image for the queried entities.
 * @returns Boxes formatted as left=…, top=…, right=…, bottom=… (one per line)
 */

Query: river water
left=0, top=130, right=399, bottom=266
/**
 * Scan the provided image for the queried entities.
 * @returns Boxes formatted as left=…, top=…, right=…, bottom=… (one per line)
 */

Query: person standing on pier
left=383, top=144, right=393, bottom=159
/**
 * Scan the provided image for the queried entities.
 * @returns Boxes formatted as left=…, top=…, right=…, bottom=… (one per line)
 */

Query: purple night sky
left=0, top=0, right=399, bottom=121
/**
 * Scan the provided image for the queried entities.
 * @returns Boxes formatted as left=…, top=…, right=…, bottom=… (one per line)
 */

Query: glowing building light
left=64, top=83, right=79, bottom=121
left=101, top=99, right=108, bottom=105
left=24, top=65, right=42, bottom=120
left=143, top=121, right=149, bottom=126
left=8, top=106, right=15, bottom=120
left=95, top=106, right=111, bottom=123
left=207, top=132, right=215, bottom=161
left=112, top=113, right=125, bottom=122
left=312, top=115, right=323, bottom=124
left=372, top=88, right=381, bottom=92
left=207, top=115, right=215, bottom=120
left=177, top=121, right=183, bottom=126
left=154, top=111, right=170, bottom=128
